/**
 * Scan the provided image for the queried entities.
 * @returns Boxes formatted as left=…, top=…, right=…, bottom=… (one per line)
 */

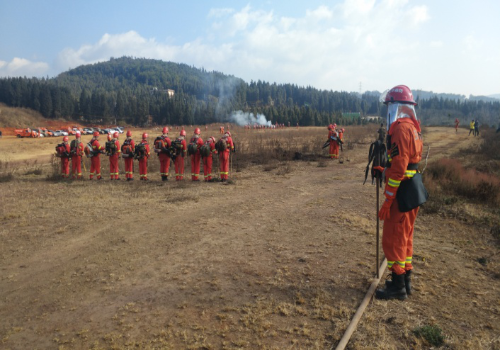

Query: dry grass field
left=1, top=122, right=499, bottom=349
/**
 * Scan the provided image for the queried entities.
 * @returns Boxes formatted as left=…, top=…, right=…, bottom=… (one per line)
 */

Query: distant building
left=150, top=87, right=175, bottom=98
left=166, top=89, right=175, bottom=98
left=362, top=115, right=381, bottom=121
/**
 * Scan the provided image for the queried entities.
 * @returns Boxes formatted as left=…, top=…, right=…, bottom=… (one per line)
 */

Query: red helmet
left=194, top=127, right=201, bottom=135
left=210, top=136, right=215, bottom=143
left=75, top=132, right=81, bottom=138
left=107, top=134, right=112, bottom=141
left=126, top=130, right=132, bottom=137
left=180, top=130, right=186, bottom=136
left=341, top=128, right=345, bottom=132
left=333, top=123, right=337, bottom=128
left=327, top=124, right=333, bottom=130
left=142, top=133, right=148, bottom=139
left=162, top=126, right=169, bottom=134
left=93, top=131, right=99, bottom=137
left=225, top=131, right=231, bottom=137
left=63, top=136, right=69, bottom=142
left=113, top=131, right=119, bottom=138
left=383, top=85, right=417, bottom=105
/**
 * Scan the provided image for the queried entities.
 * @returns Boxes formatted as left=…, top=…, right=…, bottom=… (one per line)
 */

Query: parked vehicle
left=15, top=128, right=38, bottom=138
left=56, top=130, right=68, bottom=136
left=48, top=130, right=58, bottom=137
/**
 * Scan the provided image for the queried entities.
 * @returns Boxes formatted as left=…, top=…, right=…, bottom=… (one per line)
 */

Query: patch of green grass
left=413, top=324, right=445, bottom=347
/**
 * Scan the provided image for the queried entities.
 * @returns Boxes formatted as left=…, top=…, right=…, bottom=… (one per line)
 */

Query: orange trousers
left=60, top=157, right=70, bottom=177
left=191, top=153, right=201, bottom=180
left=329, top=141, right=339, bottom=159
left=71, top=156, right=82, bottom=179
left=139, top=158, right=148, bottom=180
left=109, top=154, right=119, bottom=179
left=175, top=156, right=184, bottom=180
left=90, top=156, right=101, bottom=179
left=382, top=200, right=419, bottom=275
left=203, top=155, right=213, bottom=181
left=159, top=153, right=171, bottom=178
left=124, top=157, right=134, bottom=179
left=219, top=152, right=229, bottom=180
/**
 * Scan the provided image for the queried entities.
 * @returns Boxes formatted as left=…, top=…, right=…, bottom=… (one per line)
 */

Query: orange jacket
left=70, top=140, right=84, bottom=157
left=221, top=136, right=234, bottom=153
left=384, top=118, right=423, bottom=198
left=91, top=139, right=103, bottom=157
left=141, top=140, right=150, bottom=158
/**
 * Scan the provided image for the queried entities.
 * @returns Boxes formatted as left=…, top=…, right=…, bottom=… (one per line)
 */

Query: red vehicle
left=15, top=128, right=38, bottom=138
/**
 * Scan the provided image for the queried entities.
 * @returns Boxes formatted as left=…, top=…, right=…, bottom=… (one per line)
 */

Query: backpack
left=134, top=143, right=146, bottom=160
left=121, top=139, right=133, bottom=157
left=199, top=144, right=210, bottom=158
left=363, top=139, right=387, bottom=186
left=105, top=141, right=117, bottom=156
left=187, top=142, right=198, bottom=156
left=84, top=141, right=94, bottom=158
left=70, top=140, right=83, bottom=156
left=55, top=143, right=69, bottom=158
left=172, top=139, right=184, bottom=156
left=215, top=139, right=227, bottom=152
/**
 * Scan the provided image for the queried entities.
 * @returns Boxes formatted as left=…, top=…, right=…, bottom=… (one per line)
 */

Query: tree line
left=0, top=57, right=498, bottom=127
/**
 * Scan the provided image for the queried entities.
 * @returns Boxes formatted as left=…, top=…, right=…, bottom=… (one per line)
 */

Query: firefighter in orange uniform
left=338, top=128, right=345, bottom=152
left=175, top=130, right=187, bottom=180
left=70, top=132, right=84, bottom=179
left=58, top=136, right=71, bottom=178
left=138, top=133, right=150, bottom=180
left=328, top=124, right=340, bottom=159
left=376, top=85, right=424, bottom=300
left=121, top=130, right=135, bottom=181
left=219, top=131, right=234, bottom=182
left=189, top=128, right=204, bottom=181
left=156, top=127, right=172, bottom=181
left=203, top=136, right=217, bottom=182
left=454, top=118, right=460, bottom=133
left=108, top=131, right=121, bottom=180
left=89, top=131, right=103, bottom=180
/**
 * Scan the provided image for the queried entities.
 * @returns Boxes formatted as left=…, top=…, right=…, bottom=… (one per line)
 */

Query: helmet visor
left=387, top=103, right=417, bottom=130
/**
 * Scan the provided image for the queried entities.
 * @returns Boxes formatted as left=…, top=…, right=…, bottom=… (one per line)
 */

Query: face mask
left=387, top=103, right=417, bottom=130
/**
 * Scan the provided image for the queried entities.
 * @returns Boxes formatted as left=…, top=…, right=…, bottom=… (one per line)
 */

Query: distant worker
left=220, top=126, right=224, bottom=134
left=155, top=127, right=172, bottom=181
left=469, top=119, right=475, bottom=136
left=107, top=131, right=121, bottom=180
left=189, top=128, right=204, bottom=181
left=89, top=131, right=103, bottom=180
left=56, top=136, right=71, bottom=178
left=474, top=119, right=479, bottom=136
left=70, top=132, right=84, bottom=180
left=338, top=127, right=345, bottom=152
left=174, top=130, right=187, bottom=181
left=328, top=124, right=339, bottom=159
left=121, top=130, right=135, bottom=181
left=218, top=131, right=234, bottom=182
left=136, top=133, right=150, bottom=180
left=454, top=118, right=460, bottom=133
left=202, top=136, right=217, bottom=182
left=376, top=85, right=425, bottom=301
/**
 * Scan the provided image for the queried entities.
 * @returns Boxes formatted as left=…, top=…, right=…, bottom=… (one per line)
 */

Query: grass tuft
left=413, top=324, right=445, bottom=347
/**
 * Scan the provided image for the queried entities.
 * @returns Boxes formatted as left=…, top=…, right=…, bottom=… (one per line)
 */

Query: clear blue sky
left=1, top=0, right=499, bottom=97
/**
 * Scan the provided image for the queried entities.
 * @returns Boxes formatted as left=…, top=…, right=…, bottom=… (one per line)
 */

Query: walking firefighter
left=327, top=124, right=340, bottom=159
left=201, top=136, right=217, bottom=181
left=188, top=128, right=204, bottom=181
left=155, top=127, right=172, bottom=181
left=217, top=131, right=235, bottom=182
left=121, top=130, right=135, bottom=181
left=70, top=132, right=84, bottom=179
left=174, top=130, right=188, bottom=181
left=106, top=131, right=121, bottom=180
left=135, top=133, right=150, bottom=180
left=375, top=85, right=428, bottom=301
left=55, top=136, right=71, bottom=178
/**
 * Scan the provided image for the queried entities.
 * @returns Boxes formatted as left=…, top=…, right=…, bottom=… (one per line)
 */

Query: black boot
left=162, top=176, right=167, bottom=181
left=385, top=270, right=413, bottom=295
left=376, top=272, right=407, bottom=300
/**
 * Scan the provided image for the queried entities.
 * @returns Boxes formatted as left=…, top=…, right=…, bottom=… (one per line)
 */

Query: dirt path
left=1, top=126, right=498, bottom=349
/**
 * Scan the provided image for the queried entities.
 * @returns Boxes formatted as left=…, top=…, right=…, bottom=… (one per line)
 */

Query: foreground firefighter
left=121, top=130, right=135, bottom=181
left=327, top=124, right=340, bottom=159
left=217, top=131, right=234, bottom=182
left=376, top=85, right=428, bottom=301
left=86, top=131, right=103, bottom=180
left=155, top=127, right=172, bottom=181
left=70, top=132, right=84, bottom=179
left=189, top=128, right=204, bottom=181
left=55, top=136, right=71, bottom=178
left=201, top=136, right=217, bottom=181
left=135, top=133, right=150, bottom=180
left=107, top=132, right=121, bottom=180
left=174, top=130, right=187, bottom=181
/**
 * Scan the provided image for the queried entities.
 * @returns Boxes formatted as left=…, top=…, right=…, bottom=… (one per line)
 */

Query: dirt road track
left=1, top=126, right=498, bottom=349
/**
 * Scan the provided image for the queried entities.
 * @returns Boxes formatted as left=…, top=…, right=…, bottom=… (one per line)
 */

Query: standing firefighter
left=121, top=130, right=135, bottom=181
left=107, top=132, right=121, bottom=180
left=135, top=133, right=150, bottom=180
left=201, top=136, right=217, bottom=181
left=188, top=128, right=204, bottom=181
left=454, top=118, right=460, bottom=133
left=217, top=131, right=234, bottom=182
left=88, top=131, right=103, bottom=180
left=155, top=127, right=172, bottom=181
left=56, top=136, right=71, bottom=178
left=376, top=85, right=427, bottom=300
left=70, top=132, right=84, bottom=179
left=328, top=124, right=340, bottom=159
left=174, top=130, right=188, bottom=181
left=469, top=119, right=475, bottom=136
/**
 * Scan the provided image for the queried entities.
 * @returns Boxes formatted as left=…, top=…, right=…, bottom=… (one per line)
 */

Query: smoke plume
left=229, top=110, right=271, bottom=126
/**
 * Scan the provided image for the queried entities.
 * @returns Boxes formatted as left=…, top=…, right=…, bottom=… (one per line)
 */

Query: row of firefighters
left=55, top=127, right=235, bottom=182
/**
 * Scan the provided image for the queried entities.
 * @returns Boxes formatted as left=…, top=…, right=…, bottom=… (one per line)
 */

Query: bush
left=413, top=324, right=445, bottom=347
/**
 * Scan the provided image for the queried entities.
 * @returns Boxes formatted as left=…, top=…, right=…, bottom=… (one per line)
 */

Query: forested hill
left=0, top=56, right=499, bottom=127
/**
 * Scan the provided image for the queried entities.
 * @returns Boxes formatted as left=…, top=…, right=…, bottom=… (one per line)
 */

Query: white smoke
left=230, top=110, right=271, bottom=126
